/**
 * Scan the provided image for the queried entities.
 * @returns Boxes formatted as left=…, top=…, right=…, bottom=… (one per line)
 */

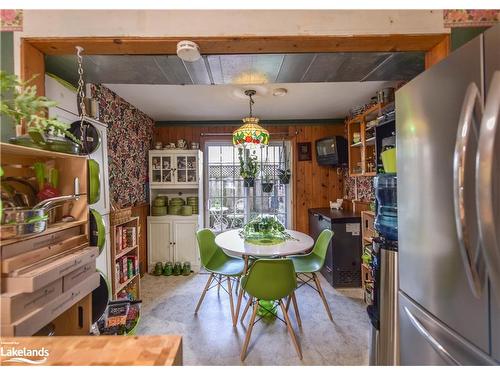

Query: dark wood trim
left=155, top=119, right=345, bottom=127
left=425, top=34, right=451, bottom=69
left=24, top=34, right=449, bottom=56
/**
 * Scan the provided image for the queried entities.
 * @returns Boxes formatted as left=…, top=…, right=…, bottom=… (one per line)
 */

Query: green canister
left=173, top=261, right=182, bottom=276
left=163, top=261, right=173, bottom=276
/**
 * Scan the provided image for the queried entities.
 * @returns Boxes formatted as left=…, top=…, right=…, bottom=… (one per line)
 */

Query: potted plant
left=261, top=161, right=274, bottom=193
left=278, top=143, right=291, bottom=185
left=238, top=148, right=258, bottom=187
left=0, top=71, right=81, bottom=153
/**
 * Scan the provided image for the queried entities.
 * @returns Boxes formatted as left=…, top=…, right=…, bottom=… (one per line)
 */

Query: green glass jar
left=153, top=262, right=163, bottom=276
left=162, top=261, right=173, bottom=276
left=182, top=261, right=191, bottom=276
left=173, top=261, right=182, bottom=276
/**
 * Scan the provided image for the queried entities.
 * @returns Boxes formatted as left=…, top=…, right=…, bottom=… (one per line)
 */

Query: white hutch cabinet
left=147, top=149, right=203, bottom=272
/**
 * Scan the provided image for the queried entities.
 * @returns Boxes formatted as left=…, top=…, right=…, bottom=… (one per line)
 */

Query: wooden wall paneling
left=155, top=123, right=345, bottom=233
left=425, top=35, right=451, bottom=69
left=131, top=203, right=150, bottom=276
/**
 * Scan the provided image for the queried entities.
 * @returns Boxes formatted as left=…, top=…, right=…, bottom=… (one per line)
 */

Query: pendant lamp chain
left=75, top=46, right=88, bottom=154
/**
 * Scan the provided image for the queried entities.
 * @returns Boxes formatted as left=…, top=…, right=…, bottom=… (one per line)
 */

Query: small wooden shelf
left=111, top=216, right=141, bottom=300
left=115, top=244, right=138, bottom=260
left=0, top=219, right=87, bottom=247
left=0, top=143, right=87, bottom=160
left=115, top=273, right=140, bottom=293
left=346, top=101, right=394, bottom=177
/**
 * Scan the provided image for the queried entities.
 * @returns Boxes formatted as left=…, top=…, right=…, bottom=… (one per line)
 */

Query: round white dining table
left=215, top=229, right=314, bottom=258
left=215, top=228, right=315, bottom=325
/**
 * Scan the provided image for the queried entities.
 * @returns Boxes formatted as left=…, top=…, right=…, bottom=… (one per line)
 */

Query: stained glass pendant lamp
left=232, top=90, right=270, bottom=148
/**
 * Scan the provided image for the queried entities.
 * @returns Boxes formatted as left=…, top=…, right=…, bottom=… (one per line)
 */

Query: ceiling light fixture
left=232, top=90, right=270, bottom=148
left=272, top=88, right=288, bottom=97
left=176, top=40, right=201, bottom=62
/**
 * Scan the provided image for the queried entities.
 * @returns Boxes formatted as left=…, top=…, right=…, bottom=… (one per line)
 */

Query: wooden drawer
left=1, top=225, right=82, bottom=259
left=2, top=246, right=99, bottom=293
left=1, top=234, right=88, bottom=274
left=63, top=262, right=96, bottom=292
left=0, top=272, right=99, bottom=337
left=1, top=278, right=63, bottom=324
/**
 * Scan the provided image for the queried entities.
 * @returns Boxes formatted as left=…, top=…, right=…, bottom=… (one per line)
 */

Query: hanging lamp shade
left=232, top=116, right=270, bottom=148
left=233, top=89, right=270, bottom=148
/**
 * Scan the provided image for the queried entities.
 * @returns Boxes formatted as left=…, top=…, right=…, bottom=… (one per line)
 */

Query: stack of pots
left=152, top=196, right=168, bottom=216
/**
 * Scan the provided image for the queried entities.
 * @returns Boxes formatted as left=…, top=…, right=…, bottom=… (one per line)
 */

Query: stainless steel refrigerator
left=396, top=24, right=500, bottom=365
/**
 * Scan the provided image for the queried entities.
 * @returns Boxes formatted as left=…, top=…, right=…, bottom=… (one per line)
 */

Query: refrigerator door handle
left=453, top=82, right=484, bottom=298
left=403, top=306, right=460, bottom=366
left=476, top=70, right=500, bottom=303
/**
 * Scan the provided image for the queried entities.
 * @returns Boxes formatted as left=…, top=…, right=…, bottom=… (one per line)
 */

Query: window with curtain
left=205, top=141, right=291, bottom=232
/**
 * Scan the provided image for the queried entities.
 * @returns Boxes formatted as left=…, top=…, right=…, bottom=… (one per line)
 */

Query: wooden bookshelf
left=347, top=102, right=393, bottom=177
left=110, top=216, right=141, bottom=300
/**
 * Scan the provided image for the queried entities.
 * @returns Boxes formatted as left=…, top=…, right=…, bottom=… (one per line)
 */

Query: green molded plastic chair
left=239, top=258, right=302, bottom=361
left=288, top=229, right=334, bottom=321
left=195, top=229, right=245, bottom=322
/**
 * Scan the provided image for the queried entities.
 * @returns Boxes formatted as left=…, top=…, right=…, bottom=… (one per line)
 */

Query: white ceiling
left=104, top=81, right=395, bottom=121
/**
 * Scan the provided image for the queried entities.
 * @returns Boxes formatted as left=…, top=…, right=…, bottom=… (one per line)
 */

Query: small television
left=315, top=136, right=348, bottom=166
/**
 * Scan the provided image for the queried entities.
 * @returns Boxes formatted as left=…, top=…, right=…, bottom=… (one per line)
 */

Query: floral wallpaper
left=0, top=9, right=23, bottom=31
left=342, top=168, right=375, bottom=203
left=90, top=84, right=154, bottom=207
left=444, top=9, right=499, bottom=27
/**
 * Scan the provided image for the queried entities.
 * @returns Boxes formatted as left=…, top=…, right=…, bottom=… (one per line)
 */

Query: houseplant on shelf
left=278, top=142, right=291, bottom=185
left=238, top=148, right=258, bottom=187
left=0, top=71, right=81, bottom=154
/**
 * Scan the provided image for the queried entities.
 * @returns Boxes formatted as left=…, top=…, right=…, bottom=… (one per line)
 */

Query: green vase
left=153, top=262, right=163, bottom=276
left=182, top=262, right=191, bottom=276
left=163, top=262, right=173, bottom=276
left=173, top=262, right=182, bottom=276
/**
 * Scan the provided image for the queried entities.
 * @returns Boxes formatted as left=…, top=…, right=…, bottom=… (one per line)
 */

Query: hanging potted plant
left=278, top=141, right=291, bottom=185
left=0, top=71, right=81, bottom=153
left=239, top=148, right=258, bottom=187
left=261, top=161, right=274, bottom=193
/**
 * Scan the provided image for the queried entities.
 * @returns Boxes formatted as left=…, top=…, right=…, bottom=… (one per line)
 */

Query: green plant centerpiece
left=0, top=71, right=81, bottom=154
left=238, top=148, right=258, bottom=187
left=240, top=215, right=293, bottom=245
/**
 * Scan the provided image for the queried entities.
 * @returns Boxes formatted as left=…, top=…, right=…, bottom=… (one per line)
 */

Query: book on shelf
left=115, top=226, right=137, bottom=252
left=116, top=255, right=139, bottom=285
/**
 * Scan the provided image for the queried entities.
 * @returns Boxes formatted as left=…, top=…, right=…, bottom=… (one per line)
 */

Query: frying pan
left=92, top=271, right=110, bottom=323
left=69, top=120, right=101, bottom=154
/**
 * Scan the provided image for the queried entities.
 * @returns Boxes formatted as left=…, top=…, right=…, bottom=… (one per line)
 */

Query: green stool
left=288, top=229, right=334, bottom=321
left=195, top=229, right=245, bottom=323
left=239, top=258, right=302, bottom=361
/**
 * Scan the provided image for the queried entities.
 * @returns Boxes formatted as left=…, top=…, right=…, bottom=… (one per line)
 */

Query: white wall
left=14, top=9, right=448, bottom=75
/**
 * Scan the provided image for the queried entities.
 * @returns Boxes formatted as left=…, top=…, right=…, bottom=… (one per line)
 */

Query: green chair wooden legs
left=239, top=259, right=302, bottom=361
left=286, top=272, right=333, bottom=321
left=240, top=297, right=302, bottom=361
left=194, top=272, right=239, bottom=322
left=195, top=229, right=245, bottom=323
left=288, top=229, right=334, bottom=321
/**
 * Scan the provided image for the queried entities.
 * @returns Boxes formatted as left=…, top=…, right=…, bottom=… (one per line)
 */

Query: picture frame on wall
left=297, top=142, right=312, bottom=161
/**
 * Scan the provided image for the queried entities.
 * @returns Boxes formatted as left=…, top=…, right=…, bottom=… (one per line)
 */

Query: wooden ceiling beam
left=25, top=34, right=449, bottom=55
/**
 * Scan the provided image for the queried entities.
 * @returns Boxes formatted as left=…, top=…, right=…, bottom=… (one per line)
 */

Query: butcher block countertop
left=0, top=336, right=182, bottom=366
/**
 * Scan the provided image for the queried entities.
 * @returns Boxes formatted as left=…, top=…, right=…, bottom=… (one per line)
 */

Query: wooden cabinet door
left=147, top=220, right=172, bottom=271
left=172, top=221, right=200, bottom=271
